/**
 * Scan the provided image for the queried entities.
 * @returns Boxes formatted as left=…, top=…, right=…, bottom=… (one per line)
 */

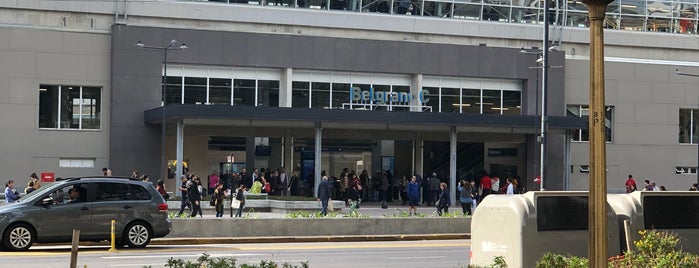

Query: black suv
left=0, top=177, right=171, bottom=250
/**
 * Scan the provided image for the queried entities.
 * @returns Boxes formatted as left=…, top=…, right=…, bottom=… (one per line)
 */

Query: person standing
left=458, top=180, right=474, bottom=215
left=156, top=179, right=169, bottom=200
left=505, top=178, right=514, bottom=195
left=278, top=168, right=288, bottom=196
left=208, top=171, right=220, bottom=196
left=317, top=176, right=333, bottom=216
left=187, top=177, right=202, bottom=218
left=624, top=174, right=637, bottom=193
left=436, top=182, right=451, bottom=216
left=428, top=172, right=441, bottom=205
left=407, top=176, right=420, bottom=216
left=234, top=185, right=246, bottom=218
left=177, top=175, right=191, bottom=215
left=213, top=183, right=225, bottom=217
left=4, top=180, right=19, bottom=203
left=479, top=171, right=492, bottom=203
left=348, top=174, right=362, bottom=211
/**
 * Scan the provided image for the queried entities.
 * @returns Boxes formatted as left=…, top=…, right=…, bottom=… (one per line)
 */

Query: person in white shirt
left=505, top=178, right=514, bottom=195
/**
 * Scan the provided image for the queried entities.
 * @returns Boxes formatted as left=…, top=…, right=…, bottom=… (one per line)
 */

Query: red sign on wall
left=41, top=172, right=55, bottom=182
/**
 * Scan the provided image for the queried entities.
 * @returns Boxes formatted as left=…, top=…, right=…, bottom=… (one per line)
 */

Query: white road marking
left=101, top=253, right=265, bottom=259
left=388, top=256, right=446, bottom=260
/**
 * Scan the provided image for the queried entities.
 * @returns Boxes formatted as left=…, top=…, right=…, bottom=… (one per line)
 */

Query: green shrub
left=144, top=253, right=309, bottom=268
left=535, top=230, right=699, bottom=268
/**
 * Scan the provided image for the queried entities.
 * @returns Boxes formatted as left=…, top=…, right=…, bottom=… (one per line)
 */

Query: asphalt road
left=0, top=240, right=471, bottom=268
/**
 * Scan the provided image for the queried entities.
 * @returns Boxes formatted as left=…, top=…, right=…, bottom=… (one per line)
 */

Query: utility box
left=470, top=191, right=620, bottom=268
left=609, top=191, right=699, bottom=254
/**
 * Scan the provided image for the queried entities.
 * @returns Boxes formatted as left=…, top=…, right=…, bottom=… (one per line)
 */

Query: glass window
left=502, top=91, right=521, bottom=115
left=311, top=82, right=330, bottom=109
left=462, top=88, right=481, bottom=114
left=95, top=182, right=131, bottom=202
left=39, top=85, right=101, bottom=130
left=209, top=78, right=232, bottom=105
left=332, top=83, right=351, bottom=109
left=48, top=184, right=88, bottom=204
left=130, top=185, right=152, bottom=201
left=679, top=109, right=692, bottom=143
left=482, top=89, right=502, bottom=114
left=81, top=87, right=101, bottom=129
left=568, top=105, right=612, bottom=142
left=258, top=80, right=280, bottom=107
left=453, top=3, right=482, bottom=20
left=372, top=84, right=391, bottom=111
left=165, top=76, right=182, bottom=104
left=60, top=86, right=81, bottom=129
left=423, top=87, right=439, bottom=112
left=292, top=81, right=310, bottom=108
left=39, top=85, right=59, bottom=128
left=440, top=87, right=460, bottom=113
left=391, top=85, right=411, bottom=111
left=234, top=79, right=256, bottom=106
left=184, top=77, right=207, bottom=104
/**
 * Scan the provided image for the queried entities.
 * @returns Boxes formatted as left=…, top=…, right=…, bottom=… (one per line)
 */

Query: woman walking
left=458, top=180, right=474, bottom=215
left=213, top=183, right=225, bottom=217
left=234, top=185, right=246, bottom=218
left=436, top=182, right=451, bottom=216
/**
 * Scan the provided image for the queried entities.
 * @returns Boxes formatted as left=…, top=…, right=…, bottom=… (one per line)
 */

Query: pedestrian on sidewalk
left=318, top=176, right=333, bottom=216
left=177, top=175, right=191, bottom=216
left=407, top=176, right=420, bottom=216
left=234, top=185, right=246, bottom=218
left=458, top=180, right=473, bottom=215
left=213, top=183, right=225, bottom=217
left=436, top=182, right=451, bottom=216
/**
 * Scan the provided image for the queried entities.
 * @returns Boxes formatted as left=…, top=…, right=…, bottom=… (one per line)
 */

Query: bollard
left=109, top=219, right=117, bottom=252
left=70, top=229, right=80, bottom=268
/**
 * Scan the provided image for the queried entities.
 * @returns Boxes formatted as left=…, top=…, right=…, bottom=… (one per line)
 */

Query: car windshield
left=16, top=182, right=57, bottom=203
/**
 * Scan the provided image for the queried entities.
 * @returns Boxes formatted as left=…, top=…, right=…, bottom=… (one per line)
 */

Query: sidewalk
left=184, top=202, right=464, bottom=219
left=151, top=234, right=470, bottom=245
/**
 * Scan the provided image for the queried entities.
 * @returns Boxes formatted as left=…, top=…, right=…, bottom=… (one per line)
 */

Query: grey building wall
left=566, top=59, right=699, bottom=191
left=0, top=27, right=111, bottom=180
left=111, top=24, right=567, bottom=186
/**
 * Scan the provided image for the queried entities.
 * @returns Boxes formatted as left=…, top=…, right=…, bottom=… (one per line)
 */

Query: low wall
left=168, top=217, right=471, bottom=237
left=166, top=200, right=346, bottom=213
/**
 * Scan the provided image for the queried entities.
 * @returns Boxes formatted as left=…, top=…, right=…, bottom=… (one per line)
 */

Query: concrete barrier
left=168, top=217, right=471, bottom=237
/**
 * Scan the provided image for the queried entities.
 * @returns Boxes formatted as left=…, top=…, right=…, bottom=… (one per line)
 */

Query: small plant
left=467, top=256, right=508, bottom=268
left=144, top=253, right=308, bottom=268
left=342, top=210, right=369, bottom=218
left=168, top=212, right=192, bottom=219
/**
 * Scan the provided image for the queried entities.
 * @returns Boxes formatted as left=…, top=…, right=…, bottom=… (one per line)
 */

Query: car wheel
left=3, top=223, right=34, bottom=251
left=123, top=222, right=151, bottom=248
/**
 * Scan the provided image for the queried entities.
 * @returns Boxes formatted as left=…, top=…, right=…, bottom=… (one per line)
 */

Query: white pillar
left=175, top=119, right=184, bottom=179
left=314, top=122, right=322, bottom=198
left=280, top=68, right=293, bottom=107
left=449, top=126, right=457, bottom=205
left=411, top=74, right=423, bottom=112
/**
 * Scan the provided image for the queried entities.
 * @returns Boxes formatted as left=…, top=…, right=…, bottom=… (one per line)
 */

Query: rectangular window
left=292, top=81, right=310, bottom=108
left=184, top=77, right=207, bottom=104
left=59, top=158, right=95, bottom=168
left=502, top=91, right=521, bottom=115
left=567, top=105, right=612, bottom=142
left=482, top=89, right=502, bottom=114
left=233, top=79, right=256, bottom=106
left=311, top=82, right=330, bottom=109
left=679, top=108, right=699, bottom=144
left=209, top=78, right=232, bottom=105
left=165, top=76, right=183, bottom=104
left=462, top=88, right=480, bottom=114
left=391, top=85, right=411, bottom=111
left=331, top=83, right=351, bottom=109
left=440, top=87, right=460, bottom=113
left=257, top=80, right=280, bottom=107
left=39, top=85, right=101, bottom=130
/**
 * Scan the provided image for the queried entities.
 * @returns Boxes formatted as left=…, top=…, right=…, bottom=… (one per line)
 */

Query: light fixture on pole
left=136, top=39, right=187, bottom=182
left=675, top=68, right=699, bottom=185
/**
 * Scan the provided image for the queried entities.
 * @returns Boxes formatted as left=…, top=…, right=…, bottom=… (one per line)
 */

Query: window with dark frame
left=39, top=85, right=101, bottom=130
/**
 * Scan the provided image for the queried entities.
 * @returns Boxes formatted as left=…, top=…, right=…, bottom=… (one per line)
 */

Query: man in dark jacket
left=317, top=176, right=333, bottom=216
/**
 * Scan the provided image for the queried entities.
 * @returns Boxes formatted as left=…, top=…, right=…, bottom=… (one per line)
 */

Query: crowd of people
left=624, top=174, right=699, bottom=192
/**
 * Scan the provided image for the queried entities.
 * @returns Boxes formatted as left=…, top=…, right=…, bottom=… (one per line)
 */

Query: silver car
left=0, top=177, right=171, bottom=250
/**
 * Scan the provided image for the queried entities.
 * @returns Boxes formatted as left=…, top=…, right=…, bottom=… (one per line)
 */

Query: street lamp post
left=136, top=40, right=187, bottom=182
left=675, top=69, right=699, bottom=184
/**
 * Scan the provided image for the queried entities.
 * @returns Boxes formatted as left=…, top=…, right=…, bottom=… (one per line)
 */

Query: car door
left=89, top=182, right=134, bottom=240
left=35, top=183, right=92, bottom=242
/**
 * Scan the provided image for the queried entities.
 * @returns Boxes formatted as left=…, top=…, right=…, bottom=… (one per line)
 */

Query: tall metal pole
left=540, top=0, right=549, bottom=191
left=136, top=40, right=187, bottom=181
left=581, top=0, right=612, bottom=266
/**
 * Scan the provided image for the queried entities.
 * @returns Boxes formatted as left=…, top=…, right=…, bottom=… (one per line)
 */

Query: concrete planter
left=168, top=217, right=471, bottom=237
left=166, top=200, right=346, bottom=213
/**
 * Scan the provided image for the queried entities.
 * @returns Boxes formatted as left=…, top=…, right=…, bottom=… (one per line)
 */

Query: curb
left=150, top=234, right=470, bottom=245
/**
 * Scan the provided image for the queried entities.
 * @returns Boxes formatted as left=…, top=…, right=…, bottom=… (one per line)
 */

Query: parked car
left=0, top=177, right=171, bottom=250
